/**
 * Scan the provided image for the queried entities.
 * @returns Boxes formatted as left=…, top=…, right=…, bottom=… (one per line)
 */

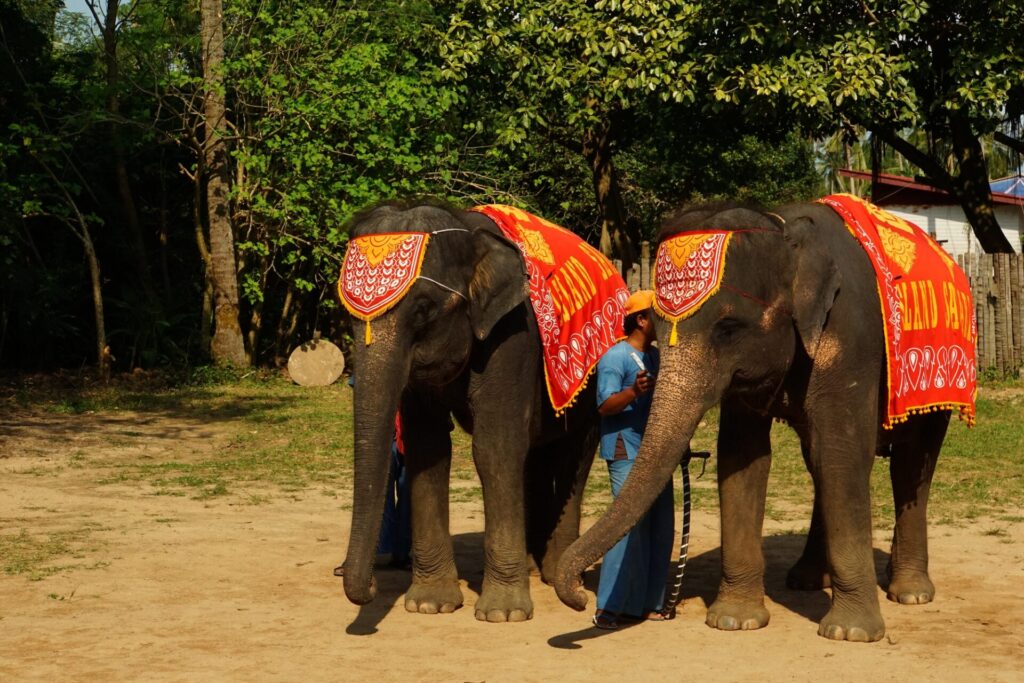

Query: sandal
left=592, top=610, right=619, bottom=630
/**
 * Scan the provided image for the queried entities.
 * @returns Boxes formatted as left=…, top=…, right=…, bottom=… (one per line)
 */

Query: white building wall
left=886, top=204, right=1024, bottom=256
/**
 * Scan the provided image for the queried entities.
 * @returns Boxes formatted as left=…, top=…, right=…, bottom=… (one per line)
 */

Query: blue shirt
left=596, top=341, right=660, bottom=460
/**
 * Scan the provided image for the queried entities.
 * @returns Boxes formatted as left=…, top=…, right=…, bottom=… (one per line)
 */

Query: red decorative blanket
left=472, top=205, right=629, bottom=412
left=820, top=194, right=977, bottom=427
left=339, top=232, right=431, bottom=345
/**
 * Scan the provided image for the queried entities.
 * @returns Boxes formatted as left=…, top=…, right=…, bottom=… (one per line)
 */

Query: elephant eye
left=711, top=316, right=745, bottom=345
left=411, top=296, right=437, bottom=329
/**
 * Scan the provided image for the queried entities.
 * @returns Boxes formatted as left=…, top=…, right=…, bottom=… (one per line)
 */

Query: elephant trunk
left=554, top=341, right=714, bottom=611
left=343, top=321, right=411, bottom=605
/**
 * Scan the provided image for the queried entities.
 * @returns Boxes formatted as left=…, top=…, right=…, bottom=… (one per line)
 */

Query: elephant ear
left=783, top=216, right=841, bottom=359
left=468, top=229, right=529, bottom=341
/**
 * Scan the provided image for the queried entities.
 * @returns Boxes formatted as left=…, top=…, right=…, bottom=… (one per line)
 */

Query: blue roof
left=991, top=176, right=1024, bottom=196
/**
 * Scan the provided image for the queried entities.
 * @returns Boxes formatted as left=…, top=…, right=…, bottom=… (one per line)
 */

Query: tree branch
left=869, top=126, right=953, bottom=188
left=994, top=131, right=1024, bottom=155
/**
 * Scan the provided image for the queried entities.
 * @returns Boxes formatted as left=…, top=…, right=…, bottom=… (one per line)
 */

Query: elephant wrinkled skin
left=341, top=201, right=598, bottom=622
left=555, top=202, right=954, bottom=642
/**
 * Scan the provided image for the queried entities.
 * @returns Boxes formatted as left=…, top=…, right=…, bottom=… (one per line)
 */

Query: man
left=592, top=290, right=674, bottom=629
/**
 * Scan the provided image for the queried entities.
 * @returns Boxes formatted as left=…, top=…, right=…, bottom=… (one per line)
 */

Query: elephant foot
left=404, top=577, right=464, bottom=615
left=474, top=581, right=533, bottom=623
left=705, top=598, right=770, bottom=631
left=817, top=605, right=885, bottom=642
left=786, top=559, right=831, bottom=591
left=886, top=570, right=935, bottom=605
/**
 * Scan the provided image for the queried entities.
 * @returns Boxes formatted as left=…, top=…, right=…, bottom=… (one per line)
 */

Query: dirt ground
left=1, top=407, right=1023, bottom=682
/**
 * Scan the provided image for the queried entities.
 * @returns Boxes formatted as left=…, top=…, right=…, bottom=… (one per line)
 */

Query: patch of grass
left=63, top=380, right=357, bottom=498
left=0, top=527, right=104, bottom=580
left=8, top=372, right=1023, bottom=524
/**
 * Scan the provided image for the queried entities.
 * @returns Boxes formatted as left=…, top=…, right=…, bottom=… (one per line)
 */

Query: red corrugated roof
left=838, top=169, right=1024, bottom=207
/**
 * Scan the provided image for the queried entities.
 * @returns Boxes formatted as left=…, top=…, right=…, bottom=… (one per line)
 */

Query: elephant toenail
left=847, top=627, right=870, bottom=642
left=439, top=603, right=456, bottom=614
left=419, top=602, right=439, bottom=614
left=508, top=609, right=529, bottom=622
left=475, top=610, right=487, bottom=621
left=486, top=609, right=507, bottom=623
left=820, top=624, right=845, bottom=640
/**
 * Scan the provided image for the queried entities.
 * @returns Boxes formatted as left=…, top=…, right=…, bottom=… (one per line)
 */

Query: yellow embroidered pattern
left=876, top=224, right=918, bottom=274
left=354, top=234, right=414, bottom=268
left=517, top=226, right=556, bottom=265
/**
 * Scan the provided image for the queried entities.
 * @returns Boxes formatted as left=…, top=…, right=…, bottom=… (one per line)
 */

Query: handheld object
left=629, top=351, right=653, bottom=379
left=629, top=351, right=646, bottom=372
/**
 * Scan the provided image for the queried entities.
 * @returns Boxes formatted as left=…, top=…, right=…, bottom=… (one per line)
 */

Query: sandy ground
left=1, top=408, right=1023, bottom=682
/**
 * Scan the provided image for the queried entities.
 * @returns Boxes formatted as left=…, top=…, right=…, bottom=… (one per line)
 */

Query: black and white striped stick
left=662, top=450, right=710, bottom=619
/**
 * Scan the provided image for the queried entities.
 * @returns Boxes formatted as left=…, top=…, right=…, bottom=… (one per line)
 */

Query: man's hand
left=598, top=369, right=657, bottom=417
left=632, top=369, right=655, bottom=396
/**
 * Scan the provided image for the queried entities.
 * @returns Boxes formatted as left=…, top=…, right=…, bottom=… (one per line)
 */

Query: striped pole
left=662, top=450, right=710, bottom=619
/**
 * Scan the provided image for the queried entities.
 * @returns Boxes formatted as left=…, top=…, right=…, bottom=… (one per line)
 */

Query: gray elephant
left=555, top=200, right=975, bottom=642
left=339, top=200, right=625, bottom=622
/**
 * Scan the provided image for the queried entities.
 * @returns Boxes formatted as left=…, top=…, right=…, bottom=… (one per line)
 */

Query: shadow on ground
left=548, top=533, right=896, bottom=648
left=344, top=530, right=899, bottom=639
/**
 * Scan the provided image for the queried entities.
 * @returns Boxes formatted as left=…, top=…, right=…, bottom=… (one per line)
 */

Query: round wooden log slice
left=287, top=339, right=345, bottom=387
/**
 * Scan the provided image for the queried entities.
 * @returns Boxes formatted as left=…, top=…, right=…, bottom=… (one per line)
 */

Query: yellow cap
left=624, top=290, right=655, bottom=315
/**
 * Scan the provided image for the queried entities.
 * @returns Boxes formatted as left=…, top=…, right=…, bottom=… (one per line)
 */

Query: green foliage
left=442, top=0, right=703, bottom=135
left=701, top=1, right=1024, bottom=147
left=226, top=2, right=460, bottom=308
left=14, top=0, right=1020, bottom=370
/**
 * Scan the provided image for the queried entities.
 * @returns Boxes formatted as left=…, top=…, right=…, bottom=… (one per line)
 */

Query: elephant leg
left=886, top=410, right=949, bottom=605
left=528, top=424, right=598, bottom=585
left=401, top=394, right=463, bottom=615
left=707, top=402, right=773, bottom=631
left=472, top=416, right=534, bottom=622
left=524, top=443, right=557, bottom=577
left=806, top=402, right=885, bottom=642
left=787, top=439, right=832, bottom=590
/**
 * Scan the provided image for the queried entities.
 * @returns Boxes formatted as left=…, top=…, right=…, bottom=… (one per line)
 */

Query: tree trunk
left=97, top=0, right=159, bottom=304
left=83, top=233, right=110, bottom=380
left=582, top=118, right=636, bottom=273
left=994, top=131, right=1024, bottom=155
left=949, top=114, right=1014, bottom=253
left=200, top=0, right=247, bottom=365
left=871, top=125, right=1014, bottom=254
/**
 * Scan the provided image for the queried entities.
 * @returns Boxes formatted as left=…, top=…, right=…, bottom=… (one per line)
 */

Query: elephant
left=554, top=201, right=960, bottom=642
left=339, top=200, right=603, bottom=622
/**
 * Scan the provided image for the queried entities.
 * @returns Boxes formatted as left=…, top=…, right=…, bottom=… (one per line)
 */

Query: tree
left=222, top=0, right=464, bottom=362
left=1, top=0, right=112, bottom=376
left=200, top=0, right=246, bottom=364
left=702, top=0, right=1024, bottom=252
left=441, top=0, right=704, bottom=268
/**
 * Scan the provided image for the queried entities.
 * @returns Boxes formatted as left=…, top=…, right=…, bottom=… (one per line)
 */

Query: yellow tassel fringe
left=883, top=403, right=976, bottom=429
left=365, top=320, right=373, bottom=346
left=669, top=320, right=678, bottom=347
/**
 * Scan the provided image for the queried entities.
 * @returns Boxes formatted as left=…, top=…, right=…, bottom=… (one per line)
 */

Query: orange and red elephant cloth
left=339, top=205, right=629, bottom=413
left=651, top=194, right=976, bottom=428
left=819, top=194, right=976, bottom=427
left=471, top=205, right=629, bottom=412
